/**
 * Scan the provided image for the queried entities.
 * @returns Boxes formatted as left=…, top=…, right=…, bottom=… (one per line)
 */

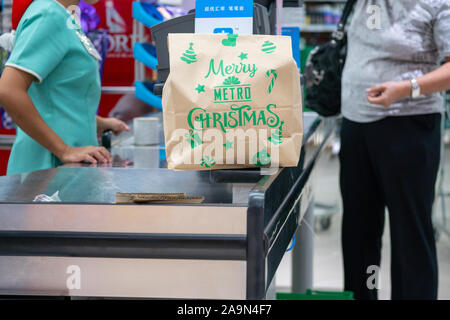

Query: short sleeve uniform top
left=6, top=0, right=101, bottom=175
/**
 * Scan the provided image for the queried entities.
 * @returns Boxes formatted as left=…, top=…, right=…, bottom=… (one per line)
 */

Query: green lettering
left=235, top=63, right=243, bottom=74
left=213, top=112, right=226, bottom=133
left=229, top=87, right=235, bottom=100
left=231, top=105, right=251, bottom=127
left=223, top=112, right=228, bottom=128
left=225, top=65, right=233, bottom=74
left=223, top=88, right=228, bottom=101
left=187, top=107, right=206, bottom=130
left=214, top=88, right=222, bottom=101
left=249, top=64, right=257, bottom=78
left=199, top=112, right=212, bottom=128
left=243, top=111, right=257, bottom=126
left=257, top=110, right=267, bottom=125
left=228, top=112, right=238, bottom=128
left=237, top=87, right=243, bottom=100
left=266, top=104, right=280, bottom=128
left=244, top=87, right=251, bottom=99
left=205, top=60, right=257, bottom=79
left=205, top=59, right=224, bottom=79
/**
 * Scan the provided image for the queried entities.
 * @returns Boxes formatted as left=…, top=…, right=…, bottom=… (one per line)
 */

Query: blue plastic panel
left=134, top=42, right=158, bottom=70
left=135, top=81, right=163, bottom=110
left=133, top=1, right=164, bottom=29
left=282, top=27, right=301, bottom=70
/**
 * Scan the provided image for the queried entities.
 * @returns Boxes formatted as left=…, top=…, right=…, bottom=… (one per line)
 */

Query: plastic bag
left=33, top=191, right=61, bottom=202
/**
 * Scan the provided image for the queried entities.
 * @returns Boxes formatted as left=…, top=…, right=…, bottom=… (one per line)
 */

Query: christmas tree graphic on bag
left=180, top=43, right=198, bottom=64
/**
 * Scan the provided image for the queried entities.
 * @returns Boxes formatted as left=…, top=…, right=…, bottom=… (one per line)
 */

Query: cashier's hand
left=366, top=81, right=411, bottom=107
left=97, top=117, right=130, bottom=137
left=58, top=145, right=113, bottom=165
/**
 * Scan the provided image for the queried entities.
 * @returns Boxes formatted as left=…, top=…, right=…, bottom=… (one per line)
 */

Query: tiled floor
left=276, top=139, right=450, bottom=300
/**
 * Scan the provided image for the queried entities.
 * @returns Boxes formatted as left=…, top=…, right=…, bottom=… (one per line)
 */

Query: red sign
left=94, top=0, right=136, bottom=86
left=93, top=0, right=152, bottom=117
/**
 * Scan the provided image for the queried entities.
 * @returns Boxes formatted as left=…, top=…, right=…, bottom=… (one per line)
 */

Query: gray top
left=342, top=0, right=450, bottom=123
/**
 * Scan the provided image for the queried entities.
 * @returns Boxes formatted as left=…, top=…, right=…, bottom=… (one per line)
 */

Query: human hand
left=97, top=117, right=130, bottom=137
left=57, top=145, right=112, bottom=164
left=366, top=81, right=411, bottom=107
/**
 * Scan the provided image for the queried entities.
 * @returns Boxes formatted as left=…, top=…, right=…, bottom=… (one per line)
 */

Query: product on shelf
left=305, top=3, right=344, bottom=26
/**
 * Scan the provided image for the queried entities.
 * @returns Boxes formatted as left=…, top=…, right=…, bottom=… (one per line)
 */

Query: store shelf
left=1, top=0, right=12, bottom=7
left=157, top=0, right=182, bottom=5
left=300, top=24, right=337, bottom=32
left=101, top=86, right=136, bottom=95
left=0, top=134, right=14, bottom=148
left=298, top=0, right=347, bottom=33
left=281, top=23, right=338, bottom=32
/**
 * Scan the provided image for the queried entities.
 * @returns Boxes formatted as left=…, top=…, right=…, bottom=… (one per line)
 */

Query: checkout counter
left=0, top=112, right=335, bottom=300
left=0, top=1, right=336, bottom=299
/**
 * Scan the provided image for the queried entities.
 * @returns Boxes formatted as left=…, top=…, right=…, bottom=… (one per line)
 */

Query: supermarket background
left=0, top=0, right=448, bottom=299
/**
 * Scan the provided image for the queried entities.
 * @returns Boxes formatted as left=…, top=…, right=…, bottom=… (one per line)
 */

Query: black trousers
left=339, top=114, right=441, bottom=300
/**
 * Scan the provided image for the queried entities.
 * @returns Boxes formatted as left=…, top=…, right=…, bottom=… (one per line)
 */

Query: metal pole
left=291, top=197, right=314, bottom=293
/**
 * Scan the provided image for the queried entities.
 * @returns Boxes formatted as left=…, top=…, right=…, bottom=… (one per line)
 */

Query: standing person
left=0, top=0, right=129, bottom=175
left=340, top=0, right=450, bottom=300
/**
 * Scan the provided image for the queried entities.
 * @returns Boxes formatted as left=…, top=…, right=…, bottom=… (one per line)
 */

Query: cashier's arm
left=367, top=58, right=450, bottom=107
left=96, top=116, right=130, bottom=138
left=0, top=66, right=112, bottom=164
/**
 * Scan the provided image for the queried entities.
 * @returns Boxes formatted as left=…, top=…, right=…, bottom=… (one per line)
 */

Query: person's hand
left=57, top=145, right=112, bottom=164
left=366, top=81, right=411, bottom=107
left=97, top=117, right=130, bottom=137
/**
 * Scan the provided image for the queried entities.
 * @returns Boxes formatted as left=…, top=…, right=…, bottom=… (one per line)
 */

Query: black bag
left=305, top=0, right=357, bottom=117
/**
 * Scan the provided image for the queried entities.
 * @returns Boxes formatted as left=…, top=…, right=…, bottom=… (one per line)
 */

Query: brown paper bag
left=162, top=33, right=303, bottom=170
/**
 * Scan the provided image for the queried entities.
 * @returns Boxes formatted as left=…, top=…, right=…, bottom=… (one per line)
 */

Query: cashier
left=0, top=0, right=129, bottom=175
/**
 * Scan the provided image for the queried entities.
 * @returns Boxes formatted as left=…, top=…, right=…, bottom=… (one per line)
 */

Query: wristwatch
left=410, top=78, right=421, bottom=99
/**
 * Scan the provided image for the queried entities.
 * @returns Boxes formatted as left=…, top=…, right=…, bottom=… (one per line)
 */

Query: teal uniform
left=6, top=0, right=101, bottom=175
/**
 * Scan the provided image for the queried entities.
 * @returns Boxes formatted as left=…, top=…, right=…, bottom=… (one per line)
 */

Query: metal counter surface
left=0, top=167, right=235, bottom=204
